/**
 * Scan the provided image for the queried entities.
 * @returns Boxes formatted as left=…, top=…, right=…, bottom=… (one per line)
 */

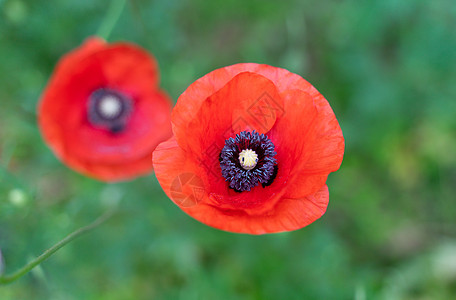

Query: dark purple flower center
left=219, top=131, right=278, bottom=192
left=87, top=88, right=133, bottom=133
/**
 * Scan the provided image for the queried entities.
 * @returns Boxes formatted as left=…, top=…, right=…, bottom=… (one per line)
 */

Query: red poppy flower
left=153, top=63, right=344, bottom=234
left=38, top=37, right=172, bottom=182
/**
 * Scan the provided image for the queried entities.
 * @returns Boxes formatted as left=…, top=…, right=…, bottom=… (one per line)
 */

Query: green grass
left=1, top=0, right=456, bottom=299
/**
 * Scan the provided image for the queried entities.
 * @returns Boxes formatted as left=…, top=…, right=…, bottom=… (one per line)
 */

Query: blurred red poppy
left=153, top=63, right=344, bottom=234
left=38, top=37, right=172, bottom=182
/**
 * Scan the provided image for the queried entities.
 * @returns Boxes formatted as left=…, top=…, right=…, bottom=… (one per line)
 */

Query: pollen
left=239, top=149, right=258, bottom=170
left=98, top=94, right=122, bottom=119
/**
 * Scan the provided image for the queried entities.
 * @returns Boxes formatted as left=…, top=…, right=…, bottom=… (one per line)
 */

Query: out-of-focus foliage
left=1, top=0, right=455, bottom=299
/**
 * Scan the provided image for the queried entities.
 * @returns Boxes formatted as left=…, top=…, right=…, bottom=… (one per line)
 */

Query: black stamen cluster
left=87, top=88, right=132, bottom=133
left=219, top=131, right=277, bottom=192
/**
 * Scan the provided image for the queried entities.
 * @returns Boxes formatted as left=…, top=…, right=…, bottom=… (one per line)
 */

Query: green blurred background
left=1, top=0, right=456, bottom=299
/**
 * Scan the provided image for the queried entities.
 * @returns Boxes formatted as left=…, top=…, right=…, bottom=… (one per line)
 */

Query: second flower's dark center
left=88, top=88, right=133, bottom=133
left=219, top=131, right=278, bottom=192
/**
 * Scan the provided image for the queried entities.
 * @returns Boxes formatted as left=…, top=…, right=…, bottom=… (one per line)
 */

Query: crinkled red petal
left=180, top=184, right=329, bottom=234
left=172, top=63, right=315, bottom=141
left=153, top=136, right=209, bottom=207
left=267, top=89, right=344, bottom=199
left=180, top=72, right=282, bottom=153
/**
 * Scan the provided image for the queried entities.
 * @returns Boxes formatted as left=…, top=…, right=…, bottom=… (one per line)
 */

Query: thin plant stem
left=0, top=210, right=115, bottom=285
left=96, top=0, right=127, bottom=40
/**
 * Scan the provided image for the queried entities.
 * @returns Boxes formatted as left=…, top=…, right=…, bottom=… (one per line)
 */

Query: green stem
left=96, top=0, right=127, bottom=40
left=0, top=210, right=115, bottom=285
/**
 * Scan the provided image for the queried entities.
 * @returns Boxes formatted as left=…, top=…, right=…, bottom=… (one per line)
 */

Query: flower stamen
left=220, top=131, right=277, bottom=192
left=88, top=88, right=133, bottom=133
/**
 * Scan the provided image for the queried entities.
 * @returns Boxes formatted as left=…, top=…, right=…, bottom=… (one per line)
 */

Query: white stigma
left=98, top=95, right=122, bottom=119
left=239, top=149, right=258, bottom=170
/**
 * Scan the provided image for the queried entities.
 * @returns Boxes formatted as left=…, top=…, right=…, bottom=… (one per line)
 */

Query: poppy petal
left=70, top=152, right=156, bottom=182
left=152, top=136, right=208, bottom=208
left=301, top=92, right=345, bottom=174
left=280, top=97, right=344, bottom=199
left=171, top=63, right=314, bottom=134
left=182, top=185, right=329, bottom=234
left=176, top=71, right=283, bottom=155
left=267, top=88, right=342, bottom=198
left=54, top=37, right=106, bottom=74
left=39, top=37, right=172, bottom=181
